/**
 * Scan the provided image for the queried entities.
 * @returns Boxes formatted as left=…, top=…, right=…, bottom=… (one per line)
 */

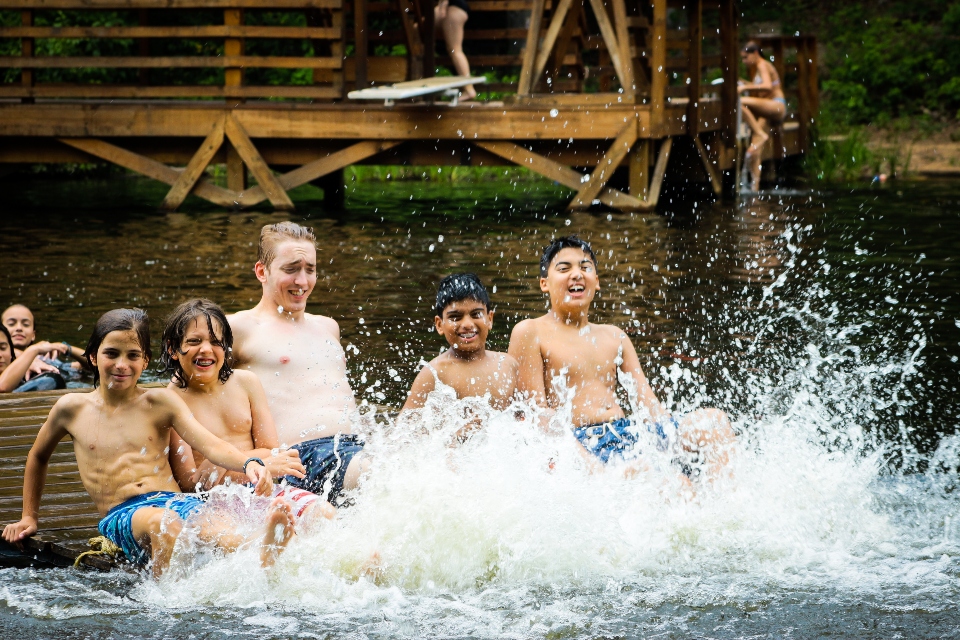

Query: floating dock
left=0, top=0, right=817, bottom=211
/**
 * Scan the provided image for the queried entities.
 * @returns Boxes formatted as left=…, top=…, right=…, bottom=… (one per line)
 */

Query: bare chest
left=541, top=331, right=620, bottom=382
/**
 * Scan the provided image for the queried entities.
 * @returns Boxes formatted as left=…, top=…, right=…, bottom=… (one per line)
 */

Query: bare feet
left=260, top=499, right=295, bottom=568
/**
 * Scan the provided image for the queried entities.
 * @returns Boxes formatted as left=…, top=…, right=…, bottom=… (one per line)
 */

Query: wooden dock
left=0, top=0, right=817, bottom=211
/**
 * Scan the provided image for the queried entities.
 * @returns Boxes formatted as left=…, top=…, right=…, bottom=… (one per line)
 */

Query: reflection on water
left=1, top=176, right=960, bottom=637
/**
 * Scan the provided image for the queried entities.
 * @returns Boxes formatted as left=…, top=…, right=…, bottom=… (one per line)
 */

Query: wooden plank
left=0, top=84, right=343, bottom=99
left=547, top=0, right=581, bottom=86
left=59, top=137, right=238, bottom=207
left=224, top=115, right=293, bottom=210
left=396, top=0, right=424, bottom=79
left=421, top=0, right=434, bottom=78
left=0, top=55, right=343, bottom=69
left=586, top=0, right=627, bottom=96
left=223, top=8, right=244, bottom=95
left=646, top=136, right=672, bottom=208
left=568, top=119, right=638, bottom=208
left=693, top=134, right=721, bottom=195
left=610, top=0, right=634, bottom=98
left=159, top=117, right=226, bottom=211
left=530, top=0, right=575, bottom=92
left=20, top=10, right=33, bottom=104
left=686, top=0, right=701, bottom=135
left=2, top=0, right=342, bottom=7
left=239, top=139, right=400, bottom=206
left=0, top=26, right=342, bottom=38
left=650, top=0, right=667, bottom=136
left=355, top=0, right=368, bottom=88
left=718, top=0, right=737, bottom=147
left=226, top=141, right=246, bottom=192
left=517, top=0, right=546, bottom=95
left=629, top=138, right=649, bottom=199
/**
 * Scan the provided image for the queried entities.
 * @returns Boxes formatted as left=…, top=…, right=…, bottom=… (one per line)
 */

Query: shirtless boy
left=1, top=308, right=296, bottom=576
left=402, top=274, right=518, bottom=439
left=229, top=222, right=366, bottom=505
left=162, top=298, right=335, bottom=522
left=508, top=236, right=736, bottom=478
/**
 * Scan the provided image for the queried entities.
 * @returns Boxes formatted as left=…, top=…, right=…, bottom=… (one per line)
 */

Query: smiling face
left=256, top=240, right=317, bottom=314
left=90, top=329, right=147, bottom=391
left=172, top=316, right=226, bottom=388
left=435, top=298, right=493, bottom=357
left=540, top=247, right=599, bottom=314
left=0, top=334, right=11, bottom=372
left=2, top=304, right=36, bottom=350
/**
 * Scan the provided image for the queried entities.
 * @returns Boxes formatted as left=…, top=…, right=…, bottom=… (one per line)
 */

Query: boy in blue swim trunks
left=2, top=308, right=296, bottom=577
left=508, top=236, right=736, bottom=479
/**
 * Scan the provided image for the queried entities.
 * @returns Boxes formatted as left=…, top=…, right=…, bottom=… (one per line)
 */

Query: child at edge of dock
left=1, top=308, right=297, bottom=577
left=507, top=235, right=738, bottom=481
left=161, top=298, right=336, bottom=524
left=401, top=273, right=519, bottom=443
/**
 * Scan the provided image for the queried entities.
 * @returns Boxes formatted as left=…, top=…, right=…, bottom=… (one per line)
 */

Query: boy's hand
left=245, top=461, right=273, bottom=496
left=264, top=449, right=305, bottom=479
left=2, top=517, right=38, bottom=548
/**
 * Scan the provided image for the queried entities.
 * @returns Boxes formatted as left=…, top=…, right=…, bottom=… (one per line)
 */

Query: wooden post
left=796, top=37, right=809, bottom=153
left=354, top=0, right=368, bottom=88
left=686, top=0, right=701, bottom=136
left=309, top=6, right=345, bottom=98
left=629, top=139, right=650, bottom=199
left=611, top=0, right=635, bottom=99
left=548, top=1, right=581, bottom=89
left=226, top=142, right=246, bottom=192
left=312, top=168, right=345, bottom=209
left=649, top=0, right=666, bottom=136
left=771, top=37, right=784, bottom=86
left=531, top=0, right=574, bottom=93
left=719, top=0, right=738, bottom=148
left=397, top=0, right=424, bottom=79
left=224, top=9, right=244, bottom=102
left=421, top=0, right=435, bottom=77
left=20, top=10, right=33, bottom=104
left=518, top=0, right=546, bottom=95
left=807, top=35, right=818, bottom=127
left=138, top=9, right=149, bottom=86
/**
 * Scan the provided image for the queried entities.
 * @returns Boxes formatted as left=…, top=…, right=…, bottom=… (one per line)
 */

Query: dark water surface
left=1, top=175, right=959, bottom=637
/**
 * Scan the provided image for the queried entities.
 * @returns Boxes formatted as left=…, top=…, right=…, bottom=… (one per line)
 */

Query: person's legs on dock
left=436, top=3, right=475, bottom=101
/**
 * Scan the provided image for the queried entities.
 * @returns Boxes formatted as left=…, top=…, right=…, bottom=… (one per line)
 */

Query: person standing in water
left=738, top=40, right=786, bottom=192
left=228, top=222, right=367, bottom=505
left=508, top=236, right=736, bottom=479
left=435, top=0, right=476, bottom=101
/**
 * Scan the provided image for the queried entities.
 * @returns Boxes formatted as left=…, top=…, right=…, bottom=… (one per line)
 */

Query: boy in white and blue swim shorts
left=508, top=236, right=738, bottom=480
left=2, top=308, right=296, bottom=577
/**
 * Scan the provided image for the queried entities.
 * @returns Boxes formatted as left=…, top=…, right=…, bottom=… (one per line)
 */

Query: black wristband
left=243, top=457, right=265, bottom=474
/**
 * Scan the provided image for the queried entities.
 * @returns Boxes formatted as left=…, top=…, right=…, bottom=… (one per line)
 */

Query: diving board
left=348, top=76, right=486, bottom=106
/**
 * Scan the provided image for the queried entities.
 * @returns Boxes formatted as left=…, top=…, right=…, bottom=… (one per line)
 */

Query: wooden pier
left=0, top=0, right=817, bottom=211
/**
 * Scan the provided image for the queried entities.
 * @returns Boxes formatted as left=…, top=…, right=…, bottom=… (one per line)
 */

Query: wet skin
left=166, top=317, right=304, bottom=491
left=229, top=240, right=359, bottom=446
left=402, top=298, right=519, bottom=413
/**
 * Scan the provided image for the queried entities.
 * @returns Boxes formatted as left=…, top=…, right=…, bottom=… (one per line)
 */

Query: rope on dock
left=73, top=536, right=121, bottom=568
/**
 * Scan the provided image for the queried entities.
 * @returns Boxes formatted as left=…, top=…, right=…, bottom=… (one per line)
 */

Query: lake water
left=1, top=175, right=959, bottom=637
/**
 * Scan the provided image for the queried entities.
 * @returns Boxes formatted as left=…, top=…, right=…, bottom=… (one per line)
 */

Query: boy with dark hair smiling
left=508, top=236, right=736, bottom=478
left=2, top=308, right=296, bottom=577
left=402, top=273, right=519, bottom=424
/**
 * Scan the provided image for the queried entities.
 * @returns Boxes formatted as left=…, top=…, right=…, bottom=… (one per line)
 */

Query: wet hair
left=257, top=221, right=317, bottom=268
left=83, top=308, right=152, bottom=389
left=539, top=236, right=597, bottom=277
left=435, top=273, right=491, bottom=317
left=0, top=324, right=15, bottom=364
left=160, top=298, right=234, bottom=389
left=743, top=41, right=761, bottom=54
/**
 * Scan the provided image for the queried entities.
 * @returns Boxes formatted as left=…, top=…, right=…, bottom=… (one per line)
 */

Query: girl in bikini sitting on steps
left=738, top=40, right=786, bottom=191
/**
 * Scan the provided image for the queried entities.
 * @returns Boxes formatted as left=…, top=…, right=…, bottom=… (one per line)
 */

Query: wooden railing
left=1, top=0, right=346, bottom=100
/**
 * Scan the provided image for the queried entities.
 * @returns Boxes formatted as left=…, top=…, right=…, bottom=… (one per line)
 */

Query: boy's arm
left=400, top=364, right=438, bottom=413
left=617, top=332, right=669, bottom=422
left=2, top=399, right=72, bottom=544
left=507, top=320, right=548, bottom=406
left=168, top=429, right=203, bottom=491
left=153, top=389, right=271, bottom=494
left=239, top=372, right=305, bottom=480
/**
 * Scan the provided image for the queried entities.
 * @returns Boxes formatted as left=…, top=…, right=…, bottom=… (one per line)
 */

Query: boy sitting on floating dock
left=401, top=273, right=518, bottom=442
left=508, top=236, right=737, bottom=479
left=162, top=298, right=336, bottom=523
left=2, top=308, right=297, bottom=576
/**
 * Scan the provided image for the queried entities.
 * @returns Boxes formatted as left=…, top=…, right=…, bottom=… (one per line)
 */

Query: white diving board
left=347, top=76, right=486, bottom=106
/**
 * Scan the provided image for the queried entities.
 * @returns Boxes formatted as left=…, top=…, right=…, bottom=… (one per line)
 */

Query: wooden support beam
left=629, top=139, right=650, bottom=199
left=718, top=0, right=738, bottom=147
left=568, top=120, right=638, bottom=209
left=646, top=136, right=672, bottom=209
left=397, top=0, right=424, bottom=79
left=239, top=139, right=400, bottom=206
left=224, top=115, right=294, bottom=210
left=548, top=1, right=582, bottom=87
left=476, top=140, right=645, bottom=210
left=530, top=0, right=576, bottom=92
left=586, top=0, right=629, bottom=95
left=693, top=135, right=721, bottom=195
left=421, top=0, right=435, bottom=77
left=224, top=8, right=244, bottom=102
left=57, top=138, right=237, bottom=207
left=20, top=10, right=33, bottom=104
left=610, top=0, right=635, bottom=98
left=226, top=142, right=246, bottom=192
left=686, top=0, right=701, bottom=135
left=160, top=118, right=226, bottom=211
left=517, top=0, right=546, bottom=95
left=650, top=0, right=667, bottom=136
left=354, top=0, right=368, bottom=87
